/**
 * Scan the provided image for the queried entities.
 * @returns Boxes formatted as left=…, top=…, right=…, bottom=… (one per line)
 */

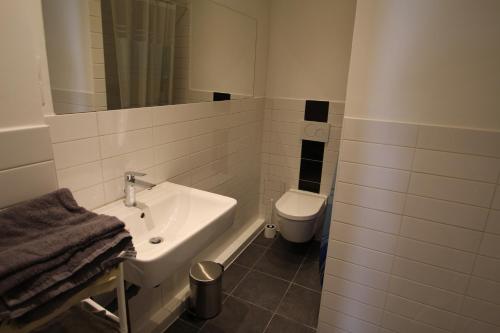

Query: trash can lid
left=190, top=261, right=223, bottom=283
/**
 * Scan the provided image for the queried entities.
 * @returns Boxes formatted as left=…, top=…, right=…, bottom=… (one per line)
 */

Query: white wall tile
left=0, top=126, right=53, bottom=170
left=388, top=276, right=462, bottom=312
left=340, top=140, right=414, bottom=170
left=485, top=210, right=500, bottom=235
left=328, top=240, right=394, bottom=273
left=461, top=297, right=500, bottom=326
left=153, top=122, right=195, bottom=145
left=342, top=118, right=418, bottom=146
left=97, top=108, right=152, bottom=135
left=52, top=137, right=100, bottom=170
left=381, top=311, right=448, bottom=333
left=155, top=139, right=192, bottom=164
left=384, top=294, right=459, bottom=331
left=331, top=221, right=398, bottom=254
left=100, top=128, right=153, bottom=158
left=454, top=316, right=500, bottom=333
left=320, top=291, right=383, bottom=325
left=392, top=257, right=469, bottom=293
left=412, top=149, right=500, bottom=183
left=417, top=125, right=500, bottom=158
left=45, top=113, right=98, bottom=143
left=57, top=161, right=102, bottom=192
left=492, top=186, right=500, bottom=210
left=333, top=202, right=401, bottom=234
left=326, top=258, right=390, bottom=290
left=337, top=161, right=410, bottom=192
left=404, top=195, right=489, bottom=231
left=400, top=216, right=482, bottom=252
left=269, top=98, right=305, bottom=111
left=335, top=182, right=406, bottom=214
left=101, top=148, right=155, bottom=181
left=0, top=161, right=58, bottom=209
left=323, top=275, right=387, bottom=308
left=318, top=308, right=378, bottom=333
left=72, top=183, right=105, bottom=210
left=396, top=237, right=475, bottom=273
left=473, top=256, right=500, bottom=282
left=467, top=276, right=500, bottom=305
left=408, top=173, right=495, bottom=207
left=479, top=233, right=500, bottom=259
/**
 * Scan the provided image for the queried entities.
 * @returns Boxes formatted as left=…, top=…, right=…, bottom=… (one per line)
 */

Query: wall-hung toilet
left=274, top=189, right=327, bottom=243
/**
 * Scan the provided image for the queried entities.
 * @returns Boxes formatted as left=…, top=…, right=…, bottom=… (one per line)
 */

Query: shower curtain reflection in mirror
left=102, top=0, right=176, bottom=109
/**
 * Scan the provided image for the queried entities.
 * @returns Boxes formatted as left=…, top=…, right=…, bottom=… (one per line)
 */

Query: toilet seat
left=275, top=189, right=326, bottom=221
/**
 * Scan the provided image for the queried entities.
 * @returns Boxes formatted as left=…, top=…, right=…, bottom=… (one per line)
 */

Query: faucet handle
left=125, top=171, right=146, bottom=182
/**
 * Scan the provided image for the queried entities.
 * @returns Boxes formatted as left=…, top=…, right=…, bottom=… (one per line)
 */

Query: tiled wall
left=0, top=126, right=57, bottom=208
left=260, top=97, right=344, bottom=220
left=44, top=98, right=264, bottom=228
left=318, top=117, right=500, bottom=333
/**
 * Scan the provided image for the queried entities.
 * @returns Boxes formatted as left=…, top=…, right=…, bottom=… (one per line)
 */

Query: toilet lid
left=275, top=190, right=326, bottom=221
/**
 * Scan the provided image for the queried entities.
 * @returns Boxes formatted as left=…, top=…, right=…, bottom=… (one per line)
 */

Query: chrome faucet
left=124, top=171, right=156, bottom=207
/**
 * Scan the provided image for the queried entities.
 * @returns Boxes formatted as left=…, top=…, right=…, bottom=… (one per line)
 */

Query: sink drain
left=149, top=237, right=163, bottom=244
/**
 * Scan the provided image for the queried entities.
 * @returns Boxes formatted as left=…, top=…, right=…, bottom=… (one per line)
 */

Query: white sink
left=95, top=181, right=237, bottom=288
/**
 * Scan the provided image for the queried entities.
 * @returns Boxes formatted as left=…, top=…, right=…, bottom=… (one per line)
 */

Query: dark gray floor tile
left=293, top=260, right=322, bottom=292
left=271, top=235, right=311, bottom=257
left=306, top=241, right=321, bottom=262
left=200, top=296, right=272, bottom=333
left=252, top=231, right=276, bottom=248
left=265, top=315, right=315, bottom=333
left=179, top=311, right=206, bottom=329
left=222, top=264, right=249, bottom=293
left=234, top=244, right=266, bottom=268
left=164, top=319, right=199, bottom=333
left=277, top=284, right=321, bottom=327
left=254, top=249, right=303, bottom=281
left=232, top=270, right=289, bottom=311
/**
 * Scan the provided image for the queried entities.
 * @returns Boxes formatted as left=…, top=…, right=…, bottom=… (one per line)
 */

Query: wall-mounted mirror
left=41, top=0, right=257, bottom=114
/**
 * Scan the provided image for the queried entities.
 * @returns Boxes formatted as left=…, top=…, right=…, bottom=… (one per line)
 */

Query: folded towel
left=0, top=235, right=132, bottom=321
left=0, top=188, right=134, bottom=323
left=0, top=188, right=125, bottom=285
left=2, top=231, right=131, bottom=307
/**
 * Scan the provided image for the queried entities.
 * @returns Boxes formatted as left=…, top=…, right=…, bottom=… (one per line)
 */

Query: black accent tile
left=301, top=140, right=324, bottom=161
left=200, top=296, right=272, bottom=333
left=277, top=285, right=321, bottom=328
left=293, top=260, right=322, bottom=292
left=254, top=249, right=303, bottom=281
left=271, top=235, right=311, bottom=257
left=213, top=92, right=231, bottom=101
left=222, top=264, right=249, bottom=294
left=265, top=315, right=315, bottom=333
left=305, top=100, right=329, bottom=122
left=299, top=159, right=323, bottom=183
left=252, top=231, right=276, bottom=248
left=164, top=319, right=199, bottom=333
left=232, top=271, right=289, bottom=311
left=234, top=244, right=266, bottom=268
left=298, top=180, right=320, bottom=193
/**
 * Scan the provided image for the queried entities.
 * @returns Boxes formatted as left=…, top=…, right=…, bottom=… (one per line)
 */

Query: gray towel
left=0, top=188, right=125, bottom=288
left=0, top=236, right=132, bottom=321
left=0, top=188, right=134, bottom=322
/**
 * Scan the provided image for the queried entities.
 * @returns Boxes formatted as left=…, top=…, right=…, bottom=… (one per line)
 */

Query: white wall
left=265, top=0, right=356, bottom=101
left=346, top=0, right=500, bottom=130
left=319, top=1, right=500, bottom=332
left=0, top=2, right=57, bottom=208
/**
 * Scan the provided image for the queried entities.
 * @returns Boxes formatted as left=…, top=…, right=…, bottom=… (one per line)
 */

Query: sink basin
left=95, top=181, right=237, bottom=288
